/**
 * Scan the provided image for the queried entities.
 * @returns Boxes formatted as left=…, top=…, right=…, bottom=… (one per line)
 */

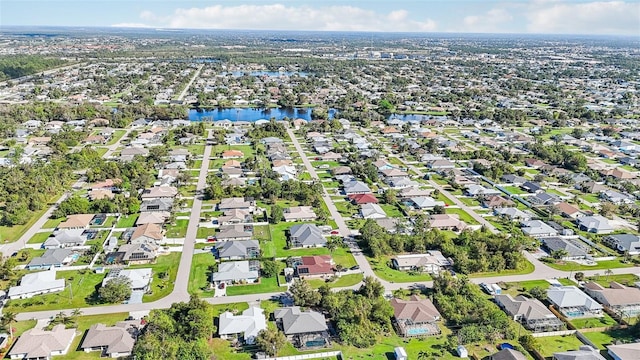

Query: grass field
left=379, top=203, right=404, bottom=218
left=196, top=227, right=217, bottom=239
left=307, top=273, right=363, bottom=289
left=43, top=217, right=65, bottom=229
left=468, top=258, right=535, bottom=278
left=226, top=276, right=287, bottom=296
left=106, top=130, right=127, bottom=145
left=445, top=208, right=480, bottom=225
left=536, top=335, right=585, bottom=358
left=115, top=214, right=138, bottom=228
left=165, top=219, right=189, bottom=238
left=584, top=273, right=639, bottom=287
left=503, top=186, right=527, bottom=195
left=62, top=312, right=130, bottom=360
left=188, top=253, right=217, bottom=297
left=545, top=259, right=633, bottom=271
left=569, top=313, right=618, bottom=329
left=27, top=231, right=52, bottom=244
left=368, top=256, right=433, bottom=283
left=131, top=252, right=181, bottom=302
left=581, top=328, right=636, bottom=349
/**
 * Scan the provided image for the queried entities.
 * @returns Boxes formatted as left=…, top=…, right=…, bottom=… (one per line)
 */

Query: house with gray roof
left=604, top=234, right=640, bottom=255
left=542, top=237, right=590, bottom=261
left=495, top=294, right=564, bottom=332
left=43, top=229, right=87, bottom=249
left=360, top=203, right=387, bottom=219
left=140, top=198, right=173, bottom=212
left=600, top=190, right=634, bottom=204
left=81, top=321, right=141, bottom=358
left=8, top=325, right=76, bottom=360
left=583, top=282, right=640, bottom=318
left=26, top=249, right=75, bottom=270
left=408, top=196, right=444, bottom=210
left=493, top=207, right=531, bottom=221
left=607, top=343, right=640, bottom=360
left=553, top=345, right=606, bottom=360
left=218, top=306, right=267, bottom=345
left=211, top=260, right=260, bottom=285
left=215, top=240, right=260, bottom=260
left=521, top=220, right=558, bottom=238
left=547, top=286, right=603, bottom=318
left=216, top=224, right=253, bottom=241
left=491, top=349, right=527, bottom=360
left=8, top=269, right=66, bottom=299
left=577, top=215, right=614, bottom=234
left=288, top=224, right=326, bottom=248
left=274, top=307, right=328, bottom=347
left=343, top=180, right=371, bottom=195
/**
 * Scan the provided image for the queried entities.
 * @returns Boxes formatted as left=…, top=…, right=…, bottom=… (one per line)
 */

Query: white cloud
left=526, top=1, right=640, bottom=35
left=111, top=23, right=152, bottom=28
left=120, top=4, right=437, bottom=32
left=461, top=8, right=514, bottom=33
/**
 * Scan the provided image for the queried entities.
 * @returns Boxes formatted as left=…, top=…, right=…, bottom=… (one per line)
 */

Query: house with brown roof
left=81, top=321, right=141, bottom=358
left=495, top=294, right=564, bottom=332
left=294, top=255, right=334, bottom=278
left=600, top=168, right=636, bottom=180
left=118, top=243, right=158, bottom=264
left=8, top=324, right=76, bottom=360
left=84, top=135, right=106, bottom=145
left=130, top=223, right=164, bottom=244
left=524, top=158, right=546, bottom=168
left=90, top=179, right=122, bottom=190
left=140, top=186, right=178, bottom=200
left=429, top=214, right=467, bottom=231
left=382, top=126, right=400, bottom=134
left=283, top=206, right=317, bottom=222
left=222, top=160, right=242, bottom=169
left=583, top=282, right=640, bottom=318
left=482, top=195, right=515, bottom=208
left=321, top=151, right=342, bottom=161
left=222, top=150, right=244, bottom=159
left=58, top=214, right=95, bottom=230
left=390, top=295, right=441, bottom=337
left=89, top=189, right=115, bottom=201
left=555, top=202, right=583, bottom=219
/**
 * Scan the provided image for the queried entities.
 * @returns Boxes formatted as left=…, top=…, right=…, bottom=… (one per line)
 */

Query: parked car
left=350, top=265, right=360, bottom=270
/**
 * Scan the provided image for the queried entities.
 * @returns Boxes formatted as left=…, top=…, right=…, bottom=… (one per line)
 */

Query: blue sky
left=2, top=0, right=639, bottom=35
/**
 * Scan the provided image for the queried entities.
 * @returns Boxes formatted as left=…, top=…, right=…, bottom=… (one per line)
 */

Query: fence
left=531, top=330, right=576, bottom=338
left=263, top=351, right=342, bottom=360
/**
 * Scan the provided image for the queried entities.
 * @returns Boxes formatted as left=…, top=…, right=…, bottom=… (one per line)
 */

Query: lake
left=189, top=107, right=336, bottom=122
left=223, top=71, right=308, bottom=77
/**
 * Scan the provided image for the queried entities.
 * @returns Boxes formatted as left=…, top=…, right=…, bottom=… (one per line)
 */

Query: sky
left=2, top=0, right=639, bottom=35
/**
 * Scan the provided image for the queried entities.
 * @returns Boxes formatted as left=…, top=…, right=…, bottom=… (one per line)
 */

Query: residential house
left=482, top=195, right=515, bottom=208
left=218, top=307, right=267, bottom=345
left=321, top=152, right=342, bottom=161
left=525, top=158, right=546, bottom=168
left=600, top=190, right=634, bottom=204
left=89, top=189, right=115, bottom=200
left=216, top=225, right=253, bottom=241
left=43, top=229, right=86, bottom=249
left=360, top=203, right=387, bottom=219
left=8, top=269, right=66, bottom=299
left=120, top=147, right=149, bottom=161
left=288, top=224, right=326, bottom=248
left=502, top=174, right=527, bottom=185
left=577, top=215, right=614, bottom=234
left=215, top=240, right=260, bottom=260
left=465, top=184, right=500, bottom=197
left=332, top=166, right=352, bottom=176
left=136, top=212, right=170, bottom=225
left=102, top=268, right=153, bottom=292
left=283, top=206, right=317, bottom=222
left=399, top=187, right=433, bottom=199
left=583, top=282, right=640, bottom=318
left=607, top=343, right=640, bottom=360
left=490, top=349, right=527, bottom=360
left=555, top=202, right=583, bottom=219
left=426, top=159, right=455, bottom=170
left=140, top=198, right=174, bottom=213
left=391, top=251, right=451, bottom=274
left=274, top=307, right=328, bottom=347
left=58, top=214, right=95, bottom=230
left=579, top=181, right=608, bottom=194
left=409, top=196, right=444, bottom=210
left=521, top=220, right=558, bottom=238
left=603, top=234, right=640, bottom=255
left=273, top=165, right=297, bottom=181
left=343, top=180, right=371, bottom=195
left=543, top=238, right=590, bottom=260
left=521, top=181, right=543, bottom=193
left=7, top=325, right=76, bottom=360
left=494, top=207, right=531, bottom=221
left=601, top=168, right=636, bottom=180
left=26, top=249, right=75, bottom=270
left=118, top=243, right=158, bottom=264
left=390, top=295, right=442, bottom=337
left=349, top=193, right=379, bottom=205
left=429, top=214, right=467, bottom=231
left=211, top=260, right=260, bottom=285
left=294, top=255, right=334, bottom=278
left=553, top=346, right=606, bottom=360
left=547, top=286, right=603, bottom=318
left=494, top=294, right=564, bottom=332
left=81, top=321, right=141, bottom=358
left=140, top=186, right=178, bottom=200
left=130, top=223, right=163, bottom=244
left=218, top=197, right=254, bottom=212
left=530, top=192, right=561, bottom=206
left=216, top=209, right=252, bottom=225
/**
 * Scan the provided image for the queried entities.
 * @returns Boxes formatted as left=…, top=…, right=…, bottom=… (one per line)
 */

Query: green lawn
left=368, top=256, right=433, bottom=283
left=307, top=273, right=363, bottom=289
left=459, top=197, right=480, bottom=207
left=62, top=312, right=131, bottom=360
left=13, top=248, right=46, bottom=265
left=253, top=225, right=271, bottom=241
left=584, top=273, right=639, bottom=287
left=106, top=130, right=127, bottom=145
left=379, top=203, right=404, bottom=218
left=188, top=253, right=217, bottom=297
left=43, top=217, right=65, bottom=229
left=435, top=193, right=455, bottom=206
left=503, top=186, right=526, bottom=195
left=581, top=328, right=636, bottom=349
left=569, top=313, right=618, bottom=329
left=580, top=193, right=601, bottom=203
left=445, top=208, right=480, bottom=225
left=165, top=219, right=189, bottom=238
left=115, top=214, right=138, bottom=228
left=545, top=259, right=633, bottom=271
left=196, top=227, right=217, bottom=239
left=130, top=252, right=181, bottom=302
left=226, top=276, right=287, bottom=296
left=27, top=231, right=52, bottom=244
left=468, top=258, right=535, bottom=278
left=536, top=335, right=585, bottom=358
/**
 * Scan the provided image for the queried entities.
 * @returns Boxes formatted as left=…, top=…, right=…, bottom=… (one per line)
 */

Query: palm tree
left=605, top=269, right=614, bottom=282
left=1, top=310, right=17, bottom=340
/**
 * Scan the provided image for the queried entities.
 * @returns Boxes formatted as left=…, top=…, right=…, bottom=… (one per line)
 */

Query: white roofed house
left=391, top=252, right=451, bottom=275
left=218, top=197, right=254, bottom=212
left=7, top=325, right=76, bottom=360
left=218, top=306, right=267, bottom=345
left=101, top=268, right=153, bottom=292
left=216, top=224, right=253, bottom=242
left=360, top=203, right=387, bottom=219
left=8, top=269, right=65, bottom=299
left=343, top=180, right=372, bottom=195
left=211, top=260, right=260, bottom=285
left=283, top=206, right=317, bottom=222
left=288, top=224, right=326, bottom=248
left=43, top=229, right=87, bottom=249
left=576, top=215, right=615, bottom=234
left=547, top=286, right=603, bottom=319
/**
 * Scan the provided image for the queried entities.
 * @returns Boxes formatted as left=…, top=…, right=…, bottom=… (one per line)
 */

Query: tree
left=574, top=272, right=585, bottom=281
left=528, top=286, right=547, bottom=301
left=1, top=310, right=16, bottom=340
left=99, top=276, right=132, bottom=303
left=519, top=334, right=539, bottom=351
left=256, top=327, right=287, bottom=357
left=551, top=249, right=568, bottom=260
left=270, top=205, right=284, bottom=224
left=289, top=279, right=321, bottom=307
left=599, top=202, right=617, bottom=218
left=326, top=236, right=343, bottom=253
left=358, top=276, right=384, bottom=299
left=605, top=269, right=614, bottom=282
left=261, top=260, right=279, bottom=278
left=383, top=189, right=397, bottom=204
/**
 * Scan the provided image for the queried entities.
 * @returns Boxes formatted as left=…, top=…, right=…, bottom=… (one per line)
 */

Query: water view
left=188, top=107, right=336, bottom=121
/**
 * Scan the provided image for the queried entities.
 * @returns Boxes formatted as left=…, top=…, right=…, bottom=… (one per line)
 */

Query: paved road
left=286, top=128, right=385, bottom=286
left=102, top=128, right=134, bottom=159
left=177, top=64, right=203, bottom=101
left=16, top=135, right=214, bottom=321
